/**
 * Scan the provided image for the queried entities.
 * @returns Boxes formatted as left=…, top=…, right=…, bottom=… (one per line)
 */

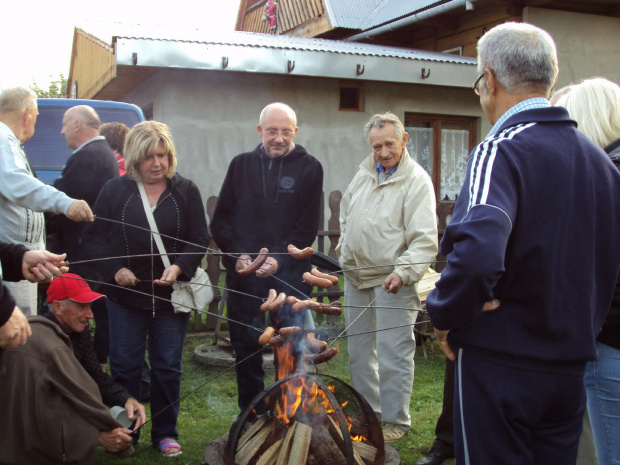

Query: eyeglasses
left=264, top=129, right=295, bottom=138
left=472, top=71, right=486, bottom=95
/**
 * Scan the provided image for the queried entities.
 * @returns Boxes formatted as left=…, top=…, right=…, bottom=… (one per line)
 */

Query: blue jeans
left=585, top=341, right=620, bottom=465
left=107, top=299, right=189, bottom=444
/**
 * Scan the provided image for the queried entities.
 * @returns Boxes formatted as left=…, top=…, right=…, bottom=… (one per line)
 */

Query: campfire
left=224, top=341, right=385, bottom=465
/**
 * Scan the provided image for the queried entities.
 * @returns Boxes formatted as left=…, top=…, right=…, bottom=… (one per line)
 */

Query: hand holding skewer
left=23, top=251, right=69, bottom=283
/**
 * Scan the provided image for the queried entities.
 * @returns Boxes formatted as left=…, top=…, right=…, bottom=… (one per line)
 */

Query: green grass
left=95, top=333, right=453, bottom=464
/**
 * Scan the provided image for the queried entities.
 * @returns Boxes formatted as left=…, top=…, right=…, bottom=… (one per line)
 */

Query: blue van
left=23, top=98, right=145, bottom=184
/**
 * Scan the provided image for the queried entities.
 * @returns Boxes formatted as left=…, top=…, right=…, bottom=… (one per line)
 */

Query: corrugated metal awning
left=113, top=30, right=477, bottom=88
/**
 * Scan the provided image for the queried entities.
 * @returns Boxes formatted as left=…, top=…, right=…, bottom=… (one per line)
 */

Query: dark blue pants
left=107, top=300, right=189, bottom=444
left=454, top=348, right=585, bottom=465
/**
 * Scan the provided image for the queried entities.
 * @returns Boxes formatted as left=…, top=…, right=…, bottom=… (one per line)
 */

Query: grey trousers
left=344, top=279, right=419, bottom=430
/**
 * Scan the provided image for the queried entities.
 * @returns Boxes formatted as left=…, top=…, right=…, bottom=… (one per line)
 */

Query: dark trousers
left=454, top=348, right=585, bottom=465
left=226, top=271, right=308, bottom=412
left=432, top=357, right=455, bottom=457
left=91, top=298, right=109, bottom=364
left=107, top=300, right=189, bottom=443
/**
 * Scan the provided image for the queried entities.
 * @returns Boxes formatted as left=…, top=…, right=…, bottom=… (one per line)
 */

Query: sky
left=0, top=0, right=242, bottom=91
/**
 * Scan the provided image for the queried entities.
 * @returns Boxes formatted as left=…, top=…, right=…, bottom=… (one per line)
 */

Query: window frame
left=405, top=113, right=478, bottom=202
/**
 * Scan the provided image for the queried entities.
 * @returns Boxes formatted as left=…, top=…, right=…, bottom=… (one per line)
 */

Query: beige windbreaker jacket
left=336, top=149, right=438, bottom=290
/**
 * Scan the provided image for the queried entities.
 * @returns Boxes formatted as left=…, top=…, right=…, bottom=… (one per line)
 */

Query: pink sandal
left=157, top=439, right=182, bottom=457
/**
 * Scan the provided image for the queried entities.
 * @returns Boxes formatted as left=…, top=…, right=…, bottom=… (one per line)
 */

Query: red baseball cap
left=47, top=273, right=106, bottom=304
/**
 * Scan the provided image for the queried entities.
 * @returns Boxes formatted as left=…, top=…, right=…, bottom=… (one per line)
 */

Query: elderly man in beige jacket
left=337, top=111, right=438, bottom=443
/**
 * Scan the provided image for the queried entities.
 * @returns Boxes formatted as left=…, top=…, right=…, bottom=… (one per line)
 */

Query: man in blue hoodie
left=425, top=22, right=620, bottom=465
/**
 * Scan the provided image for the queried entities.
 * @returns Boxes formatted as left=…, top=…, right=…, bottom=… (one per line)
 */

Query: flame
left=271, top=340, right=367, bottom=443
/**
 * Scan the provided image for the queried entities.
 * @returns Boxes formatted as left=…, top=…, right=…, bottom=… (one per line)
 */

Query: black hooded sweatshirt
left=211, top=144, right=323, bottom=286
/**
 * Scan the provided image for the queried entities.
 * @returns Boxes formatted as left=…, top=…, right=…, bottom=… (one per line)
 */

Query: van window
left=24, top=104, right=143, bottom=184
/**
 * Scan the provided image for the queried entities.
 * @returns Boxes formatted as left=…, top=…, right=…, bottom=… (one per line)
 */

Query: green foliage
left=30, top=74, right=68, bottom=98
left=95, top=335, right=453, bottom=464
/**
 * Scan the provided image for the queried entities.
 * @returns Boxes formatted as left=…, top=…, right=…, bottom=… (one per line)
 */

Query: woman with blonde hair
left=84, top=121, right=209, bottom=457
left=553, top=77, right=620, bottom=465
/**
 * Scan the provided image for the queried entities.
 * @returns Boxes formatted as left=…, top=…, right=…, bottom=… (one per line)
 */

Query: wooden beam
left=414, top=15, right=460, bottom=31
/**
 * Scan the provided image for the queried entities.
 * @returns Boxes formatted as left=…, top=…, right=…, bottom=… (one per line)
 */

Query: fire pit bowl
left=224, top=373, right=385, bottom=465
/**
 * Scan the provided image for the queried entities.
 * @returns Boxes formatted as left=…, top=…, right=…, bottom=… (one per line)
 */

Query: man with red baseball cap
left=46, top=274, right=145, bottom=433
left=0, top=272, right=143, bottom=463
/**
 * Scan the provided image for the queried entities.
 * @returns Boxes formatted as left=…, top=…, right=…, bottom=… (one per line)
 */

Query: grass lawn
left=95, top=330, right=454, bottom=464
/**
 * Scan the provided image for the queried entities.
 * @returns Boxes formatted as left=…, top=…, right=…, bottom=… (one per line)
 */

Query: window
left=339, top=81, right=363, bottom=111
left=405, top=114, right=477, bottom=203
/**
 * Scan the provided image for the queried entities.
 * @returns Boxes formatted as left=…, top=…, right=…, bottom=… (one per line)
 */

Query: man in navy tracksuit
left=426, top=23, right=620, bottom=465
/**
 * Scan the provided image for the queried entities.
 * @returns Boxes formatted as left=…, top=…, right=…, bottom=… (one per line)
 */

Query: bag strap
left=137, top=180, right=172, bottom=269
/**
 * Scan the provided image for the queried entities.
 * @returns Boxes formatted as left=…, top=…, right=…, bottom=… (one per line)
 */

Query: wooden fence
left=191, top=191, right=454, bottom=333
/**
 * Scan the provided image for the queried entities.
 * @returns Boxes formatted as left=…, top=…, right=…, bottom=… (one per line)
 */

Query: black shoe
left=413, top=448, right=449, bottom=465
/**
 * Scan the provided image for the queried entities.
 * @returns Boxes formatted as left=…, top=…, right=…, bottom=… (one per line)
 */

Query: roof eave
left=114, top=37, right=477, bottom=88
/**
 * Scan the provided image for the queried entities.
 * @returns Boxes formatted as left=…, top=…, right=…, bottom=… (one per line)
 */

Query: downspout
left=346, top=0, right=480, bottom=41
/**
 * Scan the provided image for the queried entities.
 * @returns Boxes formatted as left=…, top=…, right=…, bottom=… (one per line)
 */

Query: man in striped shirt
left=426, top=22, right=620, bottom=465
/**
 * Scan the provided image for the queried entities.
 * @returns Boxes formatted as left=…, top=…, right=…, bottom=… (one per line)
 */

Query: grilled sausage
left=305, top=332, right=328, bottom=352
left=237, top=248, right=269, bottom=276
left=304, top=347, right=338, bottom=365
left=278, top=326, right=302, bottom=338
left=260, top=289, right=277, bottom=312
left=310, top=268, right=339, bottom=285
left=314, top=301, right=342, bottom=316
left=258, top=327, right=276, bottom=345
left=268, top=292, right=287, bottom=312
left=303, top=272, right=333, bottom=289
left=269, top=336, right=284, bottom=347
left=287, top=244, right=314, bottom=259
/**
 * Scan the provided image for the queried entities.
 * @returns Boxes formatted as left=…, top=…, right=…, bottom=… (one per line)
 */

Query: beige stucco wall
left=123, top=68, right=484, bottom=207
left=524, top=7, right=620, bottom=90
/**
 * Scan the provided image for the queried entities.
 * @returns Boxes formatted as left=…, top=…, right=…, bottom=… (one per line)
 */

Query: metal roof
left=323, top=0, right=384, bottom=29
left=360, top=0, right=445, bottom=29
left=113, top=28, right=476, bottom=65
left=323, top=0, right=446, bottom=30
left=108, top=28, right=477, bottom=89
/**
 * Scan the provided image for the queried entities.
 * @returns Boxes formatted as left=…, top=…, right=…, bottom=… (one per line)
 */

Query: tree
left=30, top=74, right=68, bottom=98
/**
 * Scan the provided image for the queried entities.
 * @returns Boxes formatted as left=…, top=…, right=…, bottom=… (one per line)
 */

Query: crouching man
left=0, top=274, right=143, bottom=464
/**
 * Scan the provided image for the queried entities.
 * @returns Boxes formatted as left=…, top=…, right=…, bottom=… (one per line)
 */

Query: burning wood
left=228, top=332, right=382, bottom=465
left=235, top=419, right=273, bottom=465
left=256, top=438, right=282, bottom=465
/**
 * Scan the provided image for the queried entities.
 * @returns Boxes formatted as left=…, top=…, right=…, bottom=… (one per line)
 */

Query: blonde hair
left=124, top=121, right=177, bottom=180
left=554, top=77, right=620, bottom=148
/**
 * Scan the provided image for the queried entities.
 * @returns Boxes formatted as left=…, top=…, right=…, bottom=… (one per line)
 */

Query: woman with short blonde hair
left=84, top=120, right=209, bottom=457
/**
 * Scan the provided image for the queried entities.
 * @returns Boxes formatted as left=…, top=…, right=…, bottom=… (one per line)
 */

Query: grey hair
left=477, top=22, right=558, bottom=95
left=0, top=87, right=37, bottom=114
left=259, top=102, right=297, bottom=128
left=364, top=112, right=405, bottom=140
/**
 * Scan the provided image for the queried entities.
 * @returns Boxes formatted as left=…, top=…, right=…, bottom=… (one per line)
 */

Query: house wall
left=525, top=7, right=620, bottom=89
left=123, top=68, right=485, bottom=205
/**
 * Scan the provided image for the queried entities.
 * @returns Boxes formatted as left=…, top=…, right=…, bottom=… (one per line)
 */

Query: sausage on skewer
left=258, top=327, right=275, bottom=345
left=310, top=268, right=339, bottom=285
left=237, top=248, right=269, bottom=276
left=305, top=332, right=328, bottom=352
left=287, top=244, right=314, bottom=259
left=303, top=272, right=333, bottom=289
left=260, top=289, right=277, bottom=312
left=304, top=347, right=338, bottom=365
